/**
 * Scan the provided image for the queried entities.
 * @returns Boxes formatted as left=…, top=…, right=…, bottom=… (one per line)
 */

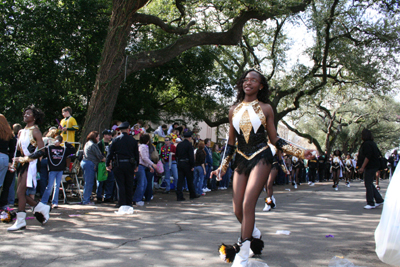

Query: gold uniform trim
left=18, top=125, right=38, bottom=155
left=220, top=154, right=234, bottom=173
left=233, top=100, right=267, bottom=144
left=281, top=144, right=305, bottom=159
left=237, top=146, right=268, bottom=161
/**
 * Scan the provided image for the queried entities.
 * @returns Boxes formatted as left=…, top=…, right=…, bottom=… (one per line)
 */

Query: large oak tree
left=81, top=0, right=311, bottom=141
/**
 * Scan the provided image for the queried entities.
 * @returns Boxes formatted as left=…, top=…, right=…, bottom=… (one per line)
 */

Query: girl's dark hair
left=140, top=133, right=151, bottom=144
left=235, top=69, right=270, bottom=104
left=24, top=105, right=45, bottom=125
left=361, top=129, right=374, bottom=141
left=212, top=143, right=220, bottom=152
left=86, top=131, right=99, bottom=143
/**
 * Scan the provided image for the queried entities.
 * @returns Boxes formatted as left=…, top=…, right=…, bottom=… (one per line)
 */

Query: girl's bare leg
left=17, top=171, right=37, bottom=212
left=232, top=163, right=271, bottom=240
left=267, top=168, right=278, bottom=198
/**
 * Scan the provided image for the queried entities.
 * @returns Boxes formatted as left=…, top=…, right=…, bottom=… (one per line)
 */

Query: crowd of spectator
left=0, top=110, right=234, bottom=212
left=0, top=108, right=395, bottom=213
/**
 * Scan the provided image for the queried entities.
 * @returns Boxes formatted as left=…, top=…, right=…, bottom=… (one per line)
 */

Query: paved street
left=0, top=179, right=391, bottom=267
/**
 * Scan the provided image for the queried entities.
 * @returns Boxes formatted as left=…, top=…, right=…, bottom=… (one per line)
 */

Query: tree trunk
left=80, top=0, right=149, bottom=142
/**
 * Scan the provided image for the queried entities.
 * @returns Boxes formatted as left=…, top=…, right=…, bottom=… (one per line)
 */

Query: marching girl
left=211, top=69, right=314, bottom=266
left=331, top=150, right=344, bottom=191
left=8, top=106, right=51, bottom=231
left=284, top=154, right=292, bottom=184
left=291, top=155, right=301, bottom=189
left=344, top=154, right=354, bottom=187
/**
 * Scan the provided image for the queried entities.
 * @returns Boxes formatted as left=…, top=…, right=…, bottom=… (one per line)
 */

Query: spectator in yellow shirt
left=59, top=106, right=79, bottom=146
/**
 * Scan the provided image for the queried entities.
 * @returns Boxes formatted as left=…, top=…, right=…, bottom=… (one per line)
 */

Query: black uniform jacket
left=176, top=139, right=195, bottom=169
left=106, top=132, right=139, bottom=167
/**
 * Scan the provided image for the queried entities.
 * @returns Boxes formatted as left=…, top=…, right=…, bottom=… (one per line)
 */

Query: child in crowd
left=41, top=135, right=75, bottom=208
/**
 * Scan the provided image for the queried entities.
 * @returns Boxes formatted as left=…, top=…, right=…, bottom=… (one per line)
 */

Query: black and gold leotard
left=345, top=159, right=354, bottom=171
left=292, top=156, right=300, bottom=169
left=232, top=100, right=273, bottom=175
left=332, top=156, right=341, bottom=170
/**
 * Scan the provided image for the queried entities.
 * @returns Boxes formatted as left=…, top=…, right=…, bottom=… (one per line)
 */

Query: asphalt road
left=0, top=179, right=392, bottom=267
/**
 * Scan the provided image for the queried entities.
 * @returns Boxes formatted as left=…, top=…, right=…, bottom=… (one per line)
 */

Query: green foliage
left=1, top=0, right=399, bottom=148
left=0, top=0, right=110, bottom=132
left=114, top=46, right=230, bottom=125
left=289, top=86, right=400, bottom=154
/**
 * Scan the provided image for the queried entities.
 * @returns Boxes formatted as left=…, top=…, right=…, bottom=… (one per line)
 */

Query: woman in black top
left=358, top=129, right=384, bottom=209
left=194, top=141, right=206, bottom=196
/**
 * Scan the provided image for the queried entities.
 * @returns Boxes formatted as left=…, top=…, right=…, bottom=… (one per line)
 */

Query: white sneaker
left=135, top=201, right=144, bottom=206
left=263, top=203, right=271, bottom=212
left=294, top=183, right=298, bottom=189
left=347, top=183, right=350, bottom=188
left=335, top=186, right=338, bottom=191
left=375, top=202, right=384, bottom=207
left=364, top=204, right=376, bottom=209
left=308, top=181, right=312, bottom=185
left=309, top=182, right=315, bottom=186
left=223, top=187, right=228, bottom=190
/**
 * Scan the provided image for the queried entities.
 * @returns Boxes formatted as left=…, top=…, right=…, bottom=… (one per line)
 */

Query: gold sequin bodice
left=232, top=100, right=268, bottom=160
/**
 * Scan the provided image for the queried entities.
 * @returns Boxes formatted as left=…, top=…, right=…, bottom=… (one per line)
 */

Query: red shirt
left=161, top=144, right=176, bottom=162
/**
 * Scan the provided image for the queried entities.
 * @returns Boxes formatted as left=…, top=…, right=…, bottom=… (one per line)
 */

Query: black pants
left=113, top=162, right=134, bottom=206
left=176, top=162, right=196, bottom=200
left=326, top=167, right=331, bottom=181
left=0, top=171, right=14, bottom=207
left=318, top=167, right=325, bottom=181
left=309, top=168, right=317, bottom=183
left=364, top=168, right=383, bottom=206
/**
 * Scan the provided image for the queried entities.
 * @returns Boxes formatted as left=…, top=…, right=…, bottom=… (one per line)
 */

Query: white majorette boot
left=33, top=202, right=50, bottom=224
left=231, top=239, right=251, bottom=267
left=7, top=212, right=27, bottom=231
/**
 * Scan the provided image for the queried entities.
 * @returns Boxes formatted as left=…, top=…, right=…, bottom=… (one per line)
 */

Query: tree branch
left=159, top=92, right=183, bottom=108
left=281, top=119, right=323, bottom=153
left=133, top=13, right=195, bottom=35
left=203, top=116, right=229, bottom=128
left=267, top=17, right=286, bottom=81
left=126, top=3, right=310, bottom=74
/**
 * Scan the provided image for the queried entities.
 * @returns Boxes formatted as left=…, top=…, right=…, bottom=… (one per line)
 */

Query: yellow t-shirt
left=60, top=116, right=79, bottom=144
